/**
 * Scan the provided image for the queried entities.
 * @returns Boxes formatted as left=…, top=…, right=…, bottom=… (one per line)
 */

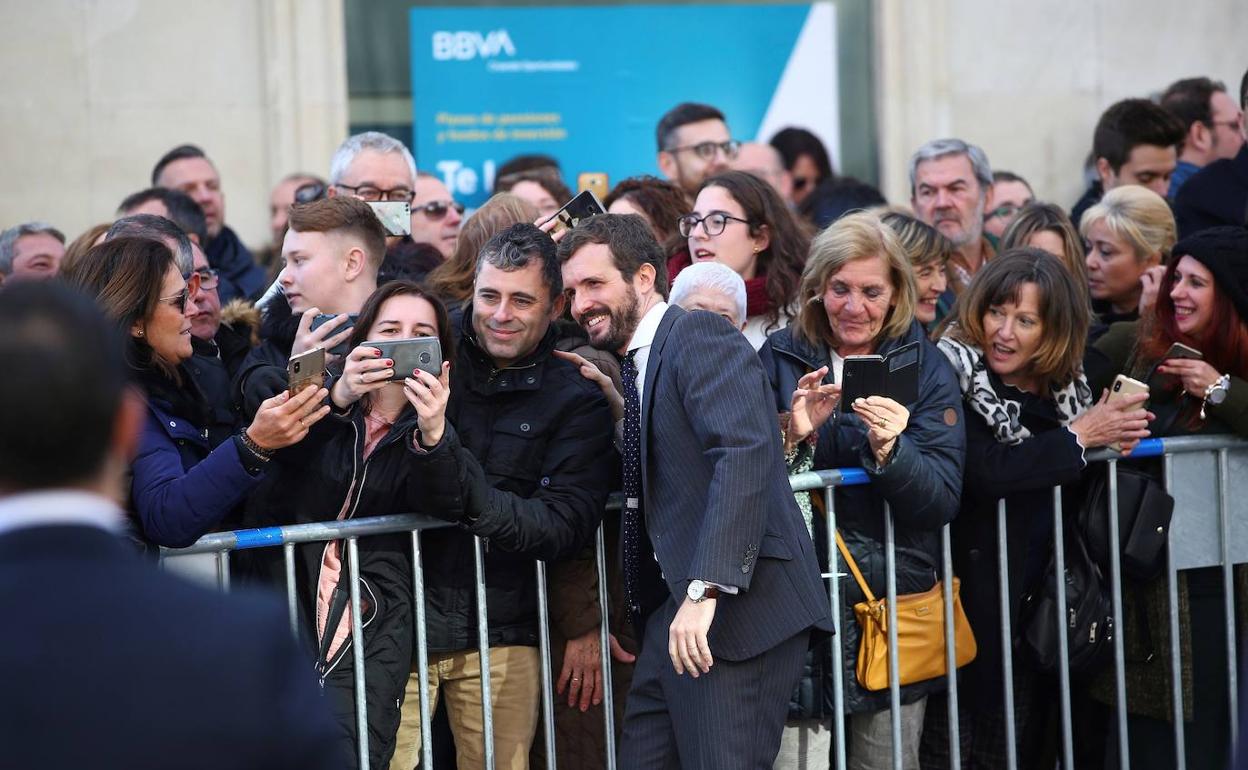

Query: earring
left=753, top=245, right=761, bottom=253
left=136, top=330, right=145, bottom=337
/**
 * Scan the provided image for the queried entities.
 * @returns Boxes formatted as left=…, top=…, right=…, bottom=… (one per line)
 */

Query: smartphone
left=839, top=342, right=921, bottom=412
left=1162, top=342, right=1203, bottom=360
left=364, top=337, right=443, bottom=381
left=1106, top=374, right=1149, bottom=452
left=577, top=172, right=609, bottom=201
left=541, top=189, right=606, bottom=233
left=310, top=313, right=357, bottom=357
left=287, top=348, right=326, bottom=396
left=367, top=201, right=412, bottom=236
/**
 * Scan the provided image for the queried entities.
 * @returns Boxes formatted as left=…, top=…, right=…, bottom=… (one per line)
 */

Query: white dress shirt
left=0, top=489, right=125, bottom=538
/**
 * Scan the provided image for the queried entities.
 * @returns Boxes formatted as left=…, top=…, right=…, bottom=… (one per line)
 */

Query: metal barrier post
left=997, top=499, right=1019, bottom=770
left=1106, top=460, right=1130, bottom=769
left=883, top=505, right=902, bottom=770
left=473, top=536, right=496, bottom=768
left=347, top=537, right=370, bottom=770
left=1219, top=449, right=1238, bottom=751
left=283, top=543, right=299, bottom=638
left=940, top=525, right=961, bottom=769
left=1051, top=486, right=1075, bottom=770
left=536, top=561, right=557, bottom=769
left=216, top=550, right=231, bottom=591
left=826, top=487, right=847, bottom=770
left=1163, top=454, right=1187, bottom=769
left=411, top=531, right=434, bottom=770
left=595, top=526, right=618, bottom=770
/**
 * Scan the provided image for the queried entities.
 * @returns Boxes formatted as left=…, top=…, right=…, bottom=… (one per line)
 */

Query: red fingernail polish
left=386, top=359, right=393, bottom=366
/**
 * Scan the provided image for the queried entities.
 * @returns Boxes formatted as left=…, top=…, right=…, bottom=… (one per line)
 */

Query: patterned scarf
left=937, top=331, right=1093, bottom=445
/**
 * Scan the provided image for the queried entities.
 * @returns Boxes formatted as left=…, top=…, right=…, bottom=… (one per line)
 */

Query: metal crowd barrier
left=163, top=434, right=1246, bottom=770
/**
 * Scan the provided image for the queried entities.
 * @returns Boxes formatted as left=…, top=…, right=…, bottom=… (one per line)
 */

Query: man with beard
left=910, top=138, right=995, bottom=304
left=557, top=214, right=831, bottom=769
left=656, top=102, right=739, bottom=197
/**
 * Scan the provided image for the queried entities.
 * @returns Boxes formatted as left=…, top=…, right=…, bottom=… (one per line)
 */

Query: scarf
left=936, top=332, right=1092, bottom=445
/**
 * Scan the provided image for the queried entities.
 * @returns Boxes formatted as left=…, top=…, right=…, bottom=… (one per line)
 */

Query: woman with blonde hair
left=1080, top=186, right=1177, bottom=325
left=424, top=193, right=538, bottom=307
left=759, top=211, right=965, bottom=769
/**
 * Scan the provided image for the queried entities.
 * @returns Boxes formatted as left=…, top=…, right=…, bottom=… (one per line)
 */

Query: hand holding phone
left=294, top=308, right=354, bottom=360
left=540, top=190, right=606, bottom=235
left=310, top=313, right=358, bottom=357
left=331, top=344, right=397, bottom=410
left=365, top=337, right=443, bottom=380
left=1071, top=376, right=1152, bottom=453
left=287, top=348, right=327, bottom=396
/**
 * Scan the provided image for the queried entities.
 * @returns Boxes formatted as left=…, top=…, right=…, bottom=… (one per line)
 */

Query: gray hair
left=0, top=222, right=66, bottom=275
left=105, top=215, right=193, bottom=277
left=669, top=261, right=748, bottom=326
left=329, top=132, right=417, bottom=187
left=908, top=138, right=992, bottom=196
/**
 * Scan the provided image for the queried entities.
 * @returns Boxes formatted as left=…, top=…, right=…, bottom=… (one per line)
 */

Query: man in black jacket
left=153, top=144, right=268, bottom=302
left=0, top=280, right=339, bottom=770
left=390, top=223, right=615, bottom=770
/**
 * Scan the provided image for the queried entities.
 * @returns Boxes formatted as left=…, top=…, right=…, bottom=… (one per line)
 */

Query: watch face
left=1209, top=387, right=1228, bottom=405
left=687, top=580, right=704, bottom=601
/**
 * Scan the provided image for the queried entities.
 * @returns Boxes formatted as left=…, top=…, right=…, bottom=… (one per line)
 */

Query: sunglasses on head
left=413, top=200, right=465, bottom=220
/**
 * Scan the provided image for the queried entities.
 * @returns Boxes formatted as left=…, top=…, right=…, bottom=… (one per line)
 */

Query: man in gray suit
left=558, top=214, right=833, bottom=768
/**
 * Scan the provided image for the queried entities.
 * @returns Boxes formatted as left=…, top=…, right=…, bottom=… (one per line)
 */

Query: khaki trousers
left=389, top=646, right=540, bottom=770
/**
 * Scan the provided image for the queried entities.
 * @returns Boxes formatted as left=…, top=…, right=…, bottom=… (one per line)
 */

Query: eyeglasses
left=986, top=203, right=1024, bottom=221
left=194, top=267, right=219, bottom=291
left=413, top=200, right=465, bottom=220
left=665, top=139, right=741, bottom=162
left=333, top=184, right=416, bottom=203
left=158, top=289, right=189, bottom=313
left=294, top=181, right=327, bottom=204
left=678, top=211, right=752, bottom=238
left=1208, top=115, right=1245, bottom=131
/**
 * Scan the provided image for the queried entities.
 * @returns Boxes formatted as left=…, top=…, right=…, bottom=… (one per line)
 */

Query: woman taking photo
left=759, top=211, right=965, bottom=768
left=1080, top=186, right=1176, bottom=326
left=259, top=279, right=455, bottom=768
left=927, top=249, right=1151, bottom=766
left=675, top=170, right=810, bottom=348
left=1089, top=226, right=1248, bottom=768
left=62, top=237, right=326, bottom=548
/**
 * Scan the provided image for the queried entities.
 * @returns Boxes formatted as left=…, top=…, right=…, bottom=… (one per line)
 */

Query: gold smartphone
left=287, top=348, right=326, bottom=396
left=1106, top=374, right=1148, bottom=452
left=577, top=172, right=609, bottom=201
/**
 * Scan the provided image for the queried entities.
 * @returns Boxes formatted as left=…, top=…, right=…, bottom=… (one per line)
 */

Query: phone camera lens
left=294, top=363, right=301, bottom=372
left=1113, top=382, right=1121, bottom=391
left=419, top=352, right=431, bottom=364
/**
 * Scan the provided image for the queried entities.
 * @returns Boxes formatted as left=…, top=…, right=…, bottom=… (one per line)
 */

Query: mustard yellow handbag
left=835, top=531, right=977, bottom=691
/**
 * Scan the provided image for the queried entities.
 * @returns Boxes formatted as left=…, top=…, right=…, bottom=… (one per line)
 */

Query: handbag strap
left=835, top=530, right=877, bottom=603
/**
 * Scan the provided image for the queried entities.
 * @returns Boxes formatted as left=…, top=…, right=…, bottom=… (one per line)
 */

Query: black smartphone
left=310, top=314, right=357, bottom=356
left=839, top=342, right=921, bottom=412
left=364, top=337, right=443, bottom=381
left=541, top=189, right=606, bottom=232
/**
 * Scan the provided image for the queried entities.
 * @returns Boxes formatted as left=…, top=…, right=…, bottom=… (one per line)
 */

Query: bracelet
left=238, top=429, right=275, bottom=460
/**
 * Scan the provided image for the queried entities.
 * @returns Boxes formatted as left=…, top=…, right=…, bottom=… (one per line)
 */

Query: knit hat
left=1171, top=226, right=1248, bottom=322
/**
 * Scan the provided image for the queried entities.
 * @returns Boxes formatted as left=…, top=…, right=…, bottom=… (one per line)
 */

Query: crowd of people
left=3, top=64, right=1248, bottom=770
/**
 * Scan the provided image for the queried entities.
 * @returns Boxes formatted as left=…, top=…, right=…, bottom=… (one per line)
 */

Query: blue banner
left=410, top=4, right=837, bottom=207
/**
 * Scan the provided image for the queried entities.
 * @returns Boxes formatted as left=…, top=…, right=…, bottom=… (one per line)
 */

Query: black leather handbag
left=1077, top=465, right=1174, bottom=582
left=1022, top=526, right=1116, bottom=678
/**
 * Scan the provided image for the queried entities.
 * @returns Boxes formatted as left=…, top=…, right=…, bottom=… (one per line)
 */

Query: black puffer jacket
left=257, top=403, right=437, bottom=769
left=411, top=310, right=616, bottom=652
left=759, top=320, right=965, bottom=714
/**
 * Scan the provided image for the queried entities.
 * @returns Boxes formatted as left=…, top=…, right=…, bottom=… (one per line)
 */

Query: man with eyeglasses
left=984, top=170, right=1035, bottom=240
left=410, top=172, right=464, bottom=260
left=152, top=144, right=267, bottom=304
left=1161, top=76, right=1246, bottom=200
left=1175, top=68, right=1248, bottom=238
left=656, top=102, right=739, bottom=196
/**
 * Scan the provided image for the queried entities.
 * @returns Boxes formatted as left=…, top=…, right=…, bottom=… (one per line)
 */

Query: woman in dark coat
left=759, top=211, right=966, bottom=769
left=1090, top=226, right=1248, bottom=769
left=61, top=237, right=327, bottom=548
left=258, top=280, right=458, bottom=769
left=925, top=249, right=1151, bottom=768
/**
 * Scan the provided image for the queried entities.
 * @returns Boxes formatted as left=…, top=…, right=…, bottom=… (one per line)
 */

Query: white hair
left=670, top=261, right=748, bottom=326
left=0, top=222, right=65, bottom=275
left=908, top=138, right=992, bottom=195
left=328, top=132, right=417, bottom=187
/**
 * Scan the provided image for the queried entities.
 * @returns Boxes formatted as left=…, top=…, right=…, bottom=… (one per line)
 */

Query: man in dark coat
left=559, top=214, right=833, bottom=769
left=153, top=143, right=268, bottom=302
left=0, top=280, right=339, bottom=770
left=1173, top=142, right=1248, bottom=238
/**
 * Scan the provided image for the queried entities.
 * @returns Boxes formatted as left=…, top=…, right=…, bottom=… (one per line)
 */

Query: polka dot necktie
left=620, top=349, right=644, bottom=621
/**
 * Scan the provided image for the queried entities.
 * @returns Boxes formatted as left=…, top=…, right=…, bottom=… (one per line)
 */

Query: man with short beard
left=910, top=138, right=996, bottom=302
left=558, top=214, right=831, bottom=769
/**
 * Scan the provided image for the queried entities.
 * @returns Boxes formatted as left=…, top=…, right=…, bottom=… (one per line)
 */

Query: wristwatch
left=1201, top=374, right=1231, bottom=420
left=686, top=579, right=721, bottom=603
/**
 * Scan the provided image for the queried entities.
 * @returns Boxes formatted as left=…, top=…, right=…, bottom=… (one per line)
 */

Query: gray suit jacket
left=640, top=306, right=833, bottom=661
